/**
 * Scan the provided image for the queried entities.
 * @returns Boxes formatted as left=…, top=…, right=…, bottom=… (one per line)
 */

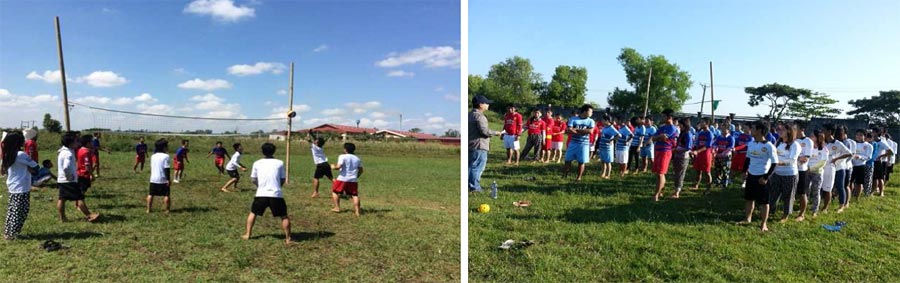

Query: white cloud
left=443, top=93, right=460, bottom=102
left=178, top=78, right=232, bottom=91
left=0, top=89, right=59, bottom=108
left=321, top=108, right=345, bottom=116
left=387, top=70, right=415, bottom=77
left=313, top=44, right=328, bottom=52
left=267, top=104, right=311, bottom=118
left=276, top=89, right=288, bottom=95
left=184, top=0, right=255, bottom=22
left=427, top=117, right=446, bottom=123
left=26, top=70, right=62, bottom=83
left=134, top=93, right=156, bottom=102
left=227, top=62, right=286, bottom=76
left=376, top=46, right=460, bottom=68
left=345, top=101, right=381, bottom=109
left=136, top=103, right=175, bottom=115
left=370, top=111, right=386, bottom=119
left=74, top=71, right=128, bottom=87
left=434, top=86, right=444, bottom=92
left=173, top=68, right=192, bottom=75
left=73, top=93, right=157, bottom=106
left=187, top=93, right=246, bottom=118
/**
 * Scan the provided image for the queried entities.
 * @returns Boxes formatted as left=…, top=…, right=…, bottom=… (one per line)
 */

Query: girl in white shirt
left=769, top=124, right=801, bottom=223
left=821, top=125, right=853, bottom=213
left=2, top=132, right=38, bottom=240
left=802, top=130, right=829, bottom=219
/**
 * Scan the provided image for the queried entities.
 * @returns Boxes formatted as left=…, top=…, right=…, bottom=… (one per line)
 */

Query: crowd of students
left=479, top=99, right=898, bottom=232
left=1, top=130, right=365, bottom=244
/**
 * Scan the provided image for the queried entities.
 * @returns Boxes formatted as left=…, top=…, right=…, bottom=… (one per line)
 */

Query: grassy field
left=1, top=134, right=460, bottom=282
left=469, top=118, right=900, bottom=282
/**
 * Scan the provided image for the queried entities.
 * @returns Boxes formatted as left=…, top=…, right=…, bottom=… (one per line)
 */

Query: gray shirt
left=469, top=110, right=497, bottom=151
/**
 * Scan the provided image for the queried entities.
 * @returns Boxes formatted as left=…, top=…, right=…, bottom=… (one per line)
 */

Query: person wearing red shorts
left=691, top=119, right=714, bottom=192
left=173, top=140, right=190, bottom=183
left=651, top=109, right=678, bottom=201
left=133, top=136, right=149, bottom=173
left=206, top=141, right=230, bottom=175
left=331, top=143, right=364, bottom=216
left=540, top=110, right=555, bottom=163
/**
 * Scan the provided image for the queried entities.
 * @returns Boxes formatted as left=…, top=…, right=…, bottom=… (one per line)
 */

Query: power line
left=69, top=102, right=282, bottom=121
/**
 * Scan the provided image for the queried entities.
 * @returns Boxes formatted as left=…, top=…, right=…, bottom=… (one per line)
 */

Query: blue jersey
left=631, top=125, right=646, bottom=146
left=714, top=135, right=735, bottom=151
left=766, top=133, right=777, bottom=143
left=695, top=130, right=714, bottom=149
left=598, top=126, right=619, bottom=151
left=175, top=147, right=188, bottom=161
left=642, top=126, right=657, bottom=148
left=135, top=143, right=148, bottom=155
left=653, top=124, right=678, bottom=152
left=211, top=147, right=228, bottom=157
left=616, top=126, right=633, bottom=151
left=677, top=130, right=694, bottom=150
left=566, top=116, right=596, bottom=145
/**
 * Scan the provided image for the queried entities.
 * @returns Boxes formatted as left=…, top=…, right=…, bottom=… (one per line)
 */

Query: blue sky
left=470, top=0, right=900, bottom=118
left=0, top=0, right=460, bottom=134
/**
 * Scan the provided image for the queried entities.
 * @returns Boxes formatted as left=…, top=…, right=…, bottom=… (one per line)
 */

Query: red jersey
left=589, top=125, right=601, bottom=144
left=503, top=112, right=523, bottom=135
left=542, top=116, right=555, bottom=139
left=24, top=140, right=38, bottom=162
left=552, top=120, right=567, bottom=142
left=525, top=119, right=546, bottom=135
left=77, top=147, right=93, bottom=179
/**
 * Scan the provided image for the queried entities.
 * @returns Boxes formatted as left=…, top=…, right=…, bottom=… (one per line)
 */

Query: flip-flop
left=498, top=239, right=515, bottom=250
left=512, top=201, right=531, bottom=207
left=823, top=224, right=842, bottom=232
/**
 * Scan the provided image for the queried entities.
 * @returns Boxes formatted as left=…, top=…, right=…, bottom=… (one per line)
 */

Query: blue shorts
left=565, top=143, right=590, bottom=164
left=598, top=148, right=613, bottom=163
left=640, top=146, right=654, bottom=158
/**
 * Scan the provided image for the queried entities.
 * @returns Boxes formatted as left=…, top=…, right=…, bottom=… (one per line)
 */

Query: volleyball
left=477, top=204, right=490, bottom=213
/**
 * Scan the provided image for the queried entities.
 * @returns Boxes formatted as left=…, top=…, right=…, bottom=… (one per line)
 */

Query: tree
left=847, top=90, right=900, bottom=126
left=443, top=129, right=460, bottom=137
left=409, top=128, right=423, bottom=133
left=42, top=113, right=62, bottom=133
left=483, top=56, right=543, bottom=108
left=785, top=91, right=841, bottom=120
left=468, top=74, right=485, bottom=105
left=607, top=48, right=693, bottom=115
left=745, top=83, right=809, bottom=123
left=544, top=65, right=588, bottom=108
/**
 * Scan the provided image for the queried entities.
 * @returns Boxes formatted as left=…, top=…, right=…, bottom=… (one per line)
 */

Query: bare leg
left=514, top=149, right=520, bottom=165
left=760, top=204, right=770, bottom=231
left=738, top=200, right=754, bottom=224
left=146, top=195, right=153, bottom=213
left=795, top=195, right=807, bottom=221
left=352, top=196, right=361, bottom=217
left=311, top=178, right=320, bottom=198
left=821, top=192, right=832, bottom=212
left=576, top=163, right=586, bottom=181
left=221, top=179, right=236, bottom=192
left=331, top=193, right=341, bottom=212
left=562, top=161, right=571, bottom=179
left=242, top=213, right=256, bottom=240
left=654, top=173, right=666, bottom=201
left=506, top=149, right=512, bottom=164
left=76, top=200, right=98, bottom=222
left=163, top=196, right=170, bottom=213
left=282, top=217, right=294, bottom=244
left=57, top=200, right=66, bottom=221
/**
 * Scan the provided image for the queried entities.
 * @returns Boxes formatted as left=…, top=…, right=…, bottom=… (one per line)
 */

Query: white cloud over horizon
left=74, top=71, right=129, bottom=87
left=227, top=62, right=286, bottom=76
left=178, top=78, right=232, bottom=91
left=184, top=0, right=255, bottom=22
left=313, top=44, right=328, bottom=52
left=387, top=70, right=415, bottom=77
left=376, top=46, right=460, bottom=68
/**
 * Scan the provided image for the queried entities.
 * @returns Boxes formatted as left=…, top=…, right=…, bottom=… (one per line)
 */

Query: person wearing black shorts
left=242, top=143, right=293, bottom=245
left=308, top=131, right=333, bottom=198
left=147, top=138, right=173, bottom=213
left=56, top=132, right=100, bottom=222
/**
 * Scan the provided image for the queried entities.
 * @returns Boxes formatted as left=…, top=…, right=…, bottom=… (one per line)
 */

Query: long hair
left=779, top=123, right=798, bottom=150
left=813, top=130, right=825, bottom=150
left=1, top=132, right=25, bottom=172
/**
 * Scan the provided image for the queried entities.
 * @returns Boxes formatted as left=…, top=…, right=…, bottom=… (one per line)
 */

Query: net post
left=286, top=62, right=294, bottom=184
left=55, top=16, right=71, bottom=131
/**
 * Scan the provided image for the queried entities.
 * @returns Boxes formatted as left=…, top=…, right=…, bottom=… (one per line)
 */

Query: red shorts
left=731, top=153, right=747, bottom=171
left=693, top=150, right=712, bottom=172
left=332, top=180, right=359, bottom=196
left=215, top=157, right=225, bottom=167
left=174, top=160, right=184, bottom=170
left=543, top=137, right=553, bottom=150
left=136, top=155, right=145, bottom=163
left=653, top=150, right=672, bottom=174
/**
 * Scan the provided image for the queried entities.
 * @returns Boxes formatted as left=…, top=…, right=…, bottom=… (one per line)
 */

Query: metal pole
left=286, top=63, right=294, bottom=184
left=55, top=16, right=71, bottom=131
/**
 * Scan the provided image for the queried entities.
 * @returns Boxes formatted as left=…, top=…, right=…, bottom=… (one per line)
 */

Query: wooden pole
left=709, top=62, right=715, bottom=123
left=55, top=16, right=71, bottom=131
left=699, top=83, right=707, bottom=116
left=286, top=62, right=294, bottom=184
left=642, top=68, right=652, bottom=117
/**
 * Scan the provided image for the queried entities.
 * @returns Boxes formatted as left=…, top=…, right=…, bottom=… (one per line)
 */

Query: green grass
left=469, top=121, right=900, bottom=283
left=1, top=136, right=460, bottom=282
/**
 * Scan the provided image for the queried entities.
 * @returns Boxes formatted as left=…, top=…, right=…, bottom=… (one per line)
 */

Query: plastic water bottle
left=490, top=181, right=498, bottom=199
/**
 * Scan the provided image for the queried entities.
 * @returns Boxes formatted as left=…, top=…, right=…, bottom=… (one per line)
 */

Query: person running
left=221, top=143, right=248, bottom=192
left=550, top=114, right=568, bottom=163
left=596, top=115, right=619, bottom=179
left=872, top=127, right=895, bottom=197
left=651, top=110, right=678, bottom=201
left=307, top=131, right=333, bottom=198
left=520, top=109, right=546, bottom=162
left=691, top=119, right=714, bottom=192
left=671, top=118, right=694, bottom=199
left=56, top=132, right=100, bottom=222
left=794, top=121, right=814, bottom=221
left=712, top=126, right=735, bottom=189
left=133, top=136, right=149, bottom=173
left=737, top=120, right=778, bottom=232
left=850, top=129, right=873, bottom=202
left=733, top=122, right=754, bottom=188
left=206, top=141, right=230, bottom=176
left=820, top=124, right=852, bottom=214
left=561, top=104, right=596, bottom=182
left=173, top=140, right=190, bottom=183
left=640, top=116, right=657, bottom=173
left=800, top=130, right=828, bottom=220
left=614, top=117, right=634, bottom=177
left=768, top=123, right=801, bottom=223
left=502, top=105, right=523, bottom=165
left=2, top=132, right=39, bottom=240
left=147, top=138, right=172, bottom=213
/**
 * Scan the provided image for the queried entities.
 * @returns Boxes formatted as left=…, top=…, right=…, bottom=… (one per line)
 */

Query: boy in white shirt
left=242, top=143, right=293, bottom=245
left=147, top=138, right=172, bottom=213
left=220, top=143, right=247, bottom=192
left=57, top=132, right=100, bottom=222
left=308, top=131, right=332, bottom=198
left=331, top=143, right=364, bottom=216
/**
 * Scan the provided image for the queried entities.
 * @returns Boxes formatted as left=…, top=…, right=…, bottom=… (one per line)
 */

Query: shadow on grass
left=23, top=231, right=103, bottom=240
left=94, top=214, right=128, bottom=223
left=548, top=189, right=745, bottom=225
left=97, top=203, right=143, bottom=210
left=84, top=192, right=118, bottom=200
left=264, top=231, right=336, bottom=242
left=170, top=206, right=219, bottom=213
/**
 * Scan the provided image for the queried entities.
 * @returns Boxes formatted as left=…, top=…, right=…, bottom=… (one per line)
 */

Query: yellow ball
left=478, top=204, right=490, bottom=213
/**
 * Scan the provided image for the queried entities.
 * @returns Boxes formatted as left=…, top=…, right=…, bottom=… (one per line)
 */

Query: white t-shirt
left=150, top=153, right=171, bottom=184
left=851, top=142, right=873, bottom=167
left=842, top=139, right=856, bottom=168
left=57, top=146, right=77, bottom=183
left=774, top=141, right=801, bottom=176
left=251, top=158, right=285, bottom=198
left=889, top=139, right=897, bottom=164
left=807, top=145, right=830, bottom=174
left=336, top=154, right=362, bottom=182
left=746, top=140, right=778, bottom=176
left=311, top=144, right=327, bottom=164
left=6, top=151, right=38, bottom=194
left=225, top=151, right=242, bottom=171
left=873, top=139, right=893, bottom=162
left=797, top=137, right=813, bottom=171
left=826, top=141, right=852, bottom=171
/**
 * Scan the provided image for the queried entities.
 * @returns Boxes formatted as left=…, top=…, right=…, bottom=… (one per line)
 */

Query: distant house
left=268, top=132, right=287, bottom=141
left=296, top=124, right=460, bottom=146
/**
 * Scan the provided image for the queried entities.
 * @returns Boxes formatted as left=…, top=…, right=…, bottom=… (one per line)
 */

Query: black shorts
left=149, top=183, right=170, bottom=196
left=227, top=170, right=240, bottom=179
left=851, top=166, right=866, bottom=185
left=58, top=182, right=85, bottom=201
left=78, top=178, right=92, bottom=193
left=314, top=162, right=333, bottom=179
left=887, top=164, right=894, bottom=181
left=744, top=174, right=769, bottom=204
left=874, top=162, right=887, bottom=180
left=250, top=197, right=287, bottom=217
left=796, top=171, right=809, bottom=195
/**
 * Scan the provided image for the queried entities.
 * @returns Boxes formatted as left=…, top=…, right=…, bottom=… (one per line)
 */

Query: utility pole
left=699, top=83, right=708, bottom=117
left=55, top=16, right=71, bottom=131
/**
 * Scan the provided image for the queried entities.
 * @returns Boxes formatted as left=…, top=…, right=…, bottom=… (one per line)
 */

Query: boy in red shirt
left=77, top=134, right=95, bottom=194
left=502, top=105, right=523, bottom=165
left=24, top=129, right=38, bottom=162
left=520, top=109, right=546, bottom=162
left=541, top=110, right=555, bottom=163
left=551, top=114, right=567, bottom=163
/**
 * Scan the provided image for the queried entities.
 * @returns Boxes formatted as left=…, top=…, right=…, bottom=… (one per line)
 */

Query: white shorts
left=552, top=142, right=563, bottom=150
left=503, top=135, right=520, bottom=150
left=821, top=165, right=835, bottom=192
left=614, top=149, right=629, bottom=164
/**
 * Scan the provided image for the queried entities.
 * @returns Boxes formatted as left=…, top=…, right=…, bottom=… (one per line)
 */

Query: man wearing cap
left=468, top=95, right=501, bottom=193
left=502, top=104, right=523, bottom=165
